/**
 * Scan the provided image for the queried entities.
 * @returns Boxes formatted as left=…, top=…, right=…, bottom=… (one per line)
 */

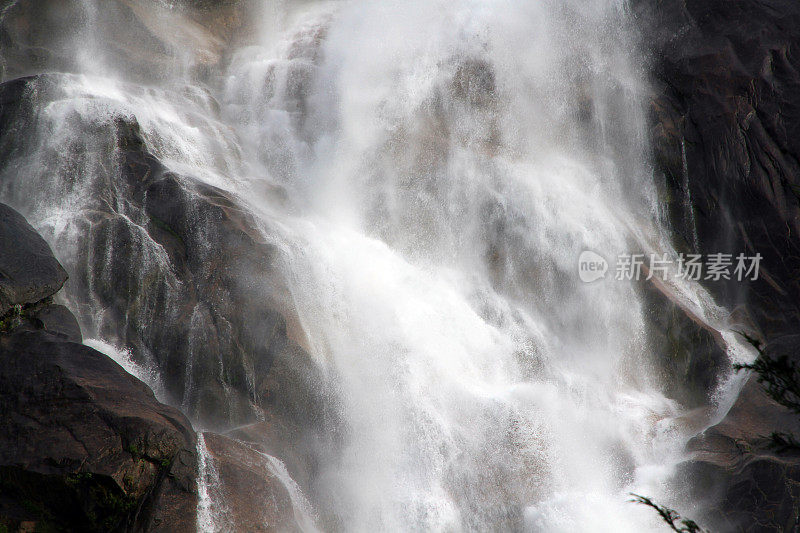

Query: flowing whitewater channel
left=0, top=0, right=756, bottom=531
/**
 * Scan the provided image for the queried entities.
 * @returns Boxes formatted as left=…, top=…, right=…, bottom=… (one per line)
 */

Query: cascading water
left=0, top=0, right=756, bottom=531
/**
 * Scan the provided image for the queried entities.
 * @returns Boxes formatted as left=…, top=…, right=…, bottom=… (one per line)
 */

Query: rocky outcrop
left=641, top=278, right=729, bottom=408
left=0, top=76, right=335, bottom=523
left=637, top=0, right=800, bottom=529
left=225, top=419, right=313, bottom=498
left=199, top=432, right=313, bottom=532
left=0, top=200, right=316, bottom=532
left=673, top=337, right=800, bottom=531
left=0, top=73, right=329, bottom=432
left=0, top=202, right=199, bottom=532
left=639, top=0, right=800, bottom=340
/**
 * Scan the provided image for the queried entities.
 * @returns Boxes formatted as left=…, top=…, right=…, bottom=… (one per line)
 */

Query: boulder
left=0, top=328, right=199, bottom=533
left=0, top=202, right=67, bottom=316
left=29, top=303, right=83, bottom=343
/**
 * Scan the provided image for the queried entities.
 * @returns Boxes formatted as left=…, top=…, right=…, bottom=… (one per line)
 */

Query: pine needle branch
left=629, top=494, right=709, bottom=533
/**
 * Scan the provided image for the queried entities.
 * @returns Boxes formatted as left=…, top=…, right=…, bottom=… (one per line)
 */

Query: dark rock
left=0, top=76, right=37, bottom=168
left=633, top=1, right=800, bottom=527
left=640, top=276, right=729, bottom=408
left=673, top=335, right=800, bottom=531
left=30, top=303, right=83, bottom=343
left=0, top=329, right=198, bottom=532
left=0, top=202, right=67, bottom=315
left=636, top=0, right=800, bottom=525
left=0, top=71, right=333, bottom=531
left=145, top=448, right=199, bottom=533
left=637, top=0, right=800, bottom=341
left=0, top=200, right=198, bottom=532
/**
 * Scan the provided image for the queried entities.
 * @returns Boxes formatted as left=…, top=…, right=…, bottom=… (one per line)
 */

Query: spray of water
left=197, top=433, right=232, bottom=533
left=85, top=337, right=168, bottom=402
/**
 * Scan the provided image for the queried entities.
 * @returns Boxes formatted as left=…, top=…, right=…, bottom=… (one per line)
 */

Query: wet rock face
left=640, top=278, right=729, bottom=408
left=109, top=116, right=323, bottom=430
left=200, top=432, right=307, bottom=533
left=0, top=73, right=331, bottom=436
left=637, top=0, right=800, bottom=528
left=0, top=0, right=256, bottom=82
left=0, top=202, right=198, bottom=533
left=675, top=336, right=800, bottom=531
left=639, top=0, right=800, bottom=339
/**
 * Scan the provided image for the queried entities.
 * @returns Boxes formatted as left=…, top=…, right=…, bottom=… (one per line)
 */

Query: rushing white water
left=228, top=2, right=686, bottom=530
left=85, top=337, right=168, bottom=402
left=258, top=448, right=321, bottom=532
left=0, top=0, right=757, bottom=531
left=197, top=433, right=232, bottom=533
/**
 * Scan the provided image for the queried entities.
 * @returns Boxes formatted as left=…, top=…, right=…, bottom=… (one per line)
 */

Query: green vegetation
left=65, top=472, right=94, bottom=487
left=630, top=494, right=708, bottom=532
left=88, top=483, right=138, bottom=531
left=0, top=304, right=22, bottom=332
left=125, top=443, right=141, bottom=457
left=733, top=332, right=800, bottom=453
left=17, top=497, right=58, bottom=533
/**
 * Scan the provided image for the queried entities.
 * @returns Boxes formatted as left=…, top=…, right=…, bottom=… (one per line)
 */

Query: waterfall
left=197, top=433, right=232, bottom=533
left=0, top=0, right=755, bottom=531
